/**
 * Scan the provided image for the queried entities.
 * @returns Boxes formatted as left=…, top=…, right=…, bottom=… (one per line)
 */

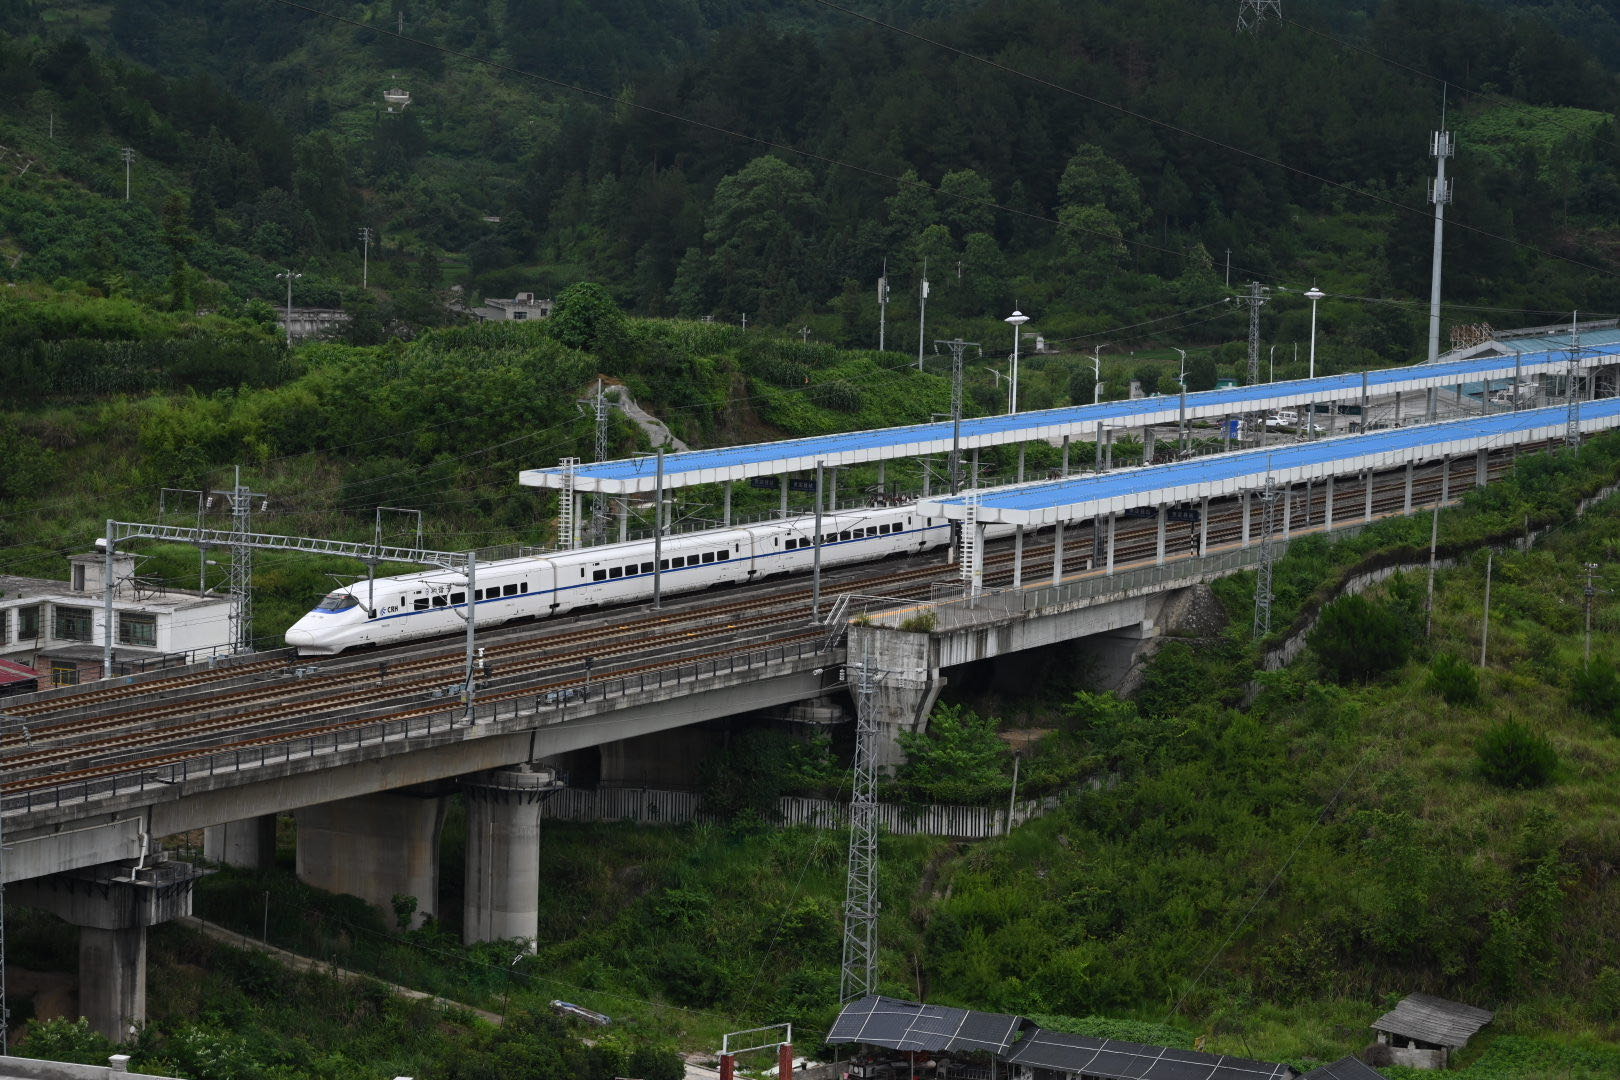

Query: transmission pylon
left=1244, top=281, right=1269, bottom=386
left=1426, top=126, right=1455, bottom=363
left=934, top=338, right=981, bottom=495
left=1237, top=0, right=1281, bottom=33
left=839, top=646, right=882, bottom=1002
left=1252, top=476, right=1279, bottom=638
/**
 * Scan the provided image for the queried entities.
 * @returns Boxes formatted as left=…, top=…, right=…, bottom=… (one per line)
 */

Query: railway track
left=2, top=447, right=1526, bottom=797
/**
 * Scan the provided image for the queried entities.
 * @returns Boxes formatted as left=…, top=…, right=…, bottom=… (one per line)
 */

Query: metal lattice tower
left=1, top=799, right=9, bottom=1053
left=960, top=491, right=981, bottom=596
left=219, top=467, right=267, bottom=654
left=558, top=457, right=580, bottom=550
left=1238, top=0, right=1281, bottom=33
left=1244, top=282, right=1269, bottom=386
left=1252, top=477, right=1279, bottom=638
left=839, top=646, right=882, bottom=1002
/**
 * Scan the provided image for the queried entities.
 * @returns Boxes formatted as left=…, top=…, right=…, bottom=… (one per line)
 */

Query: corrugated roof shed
left=1301, top=1056, right=1384, bottom=1080
left=826, top=995, right=1024, bottom=1056
left=1002, top=1026, right=1296, bottom=1080
left=1371, top=993, right=1493, bottom=1048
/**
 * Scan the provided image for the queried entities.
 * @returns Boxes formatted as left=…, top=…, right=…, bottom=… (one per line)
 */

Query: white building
left=0, top=550, right=234, bottom=688
left=471, top=292, right=554, bottom=322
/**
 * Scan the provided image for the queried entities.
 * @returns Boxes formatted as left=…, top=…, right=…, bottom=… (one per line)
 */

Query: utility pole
left=877, top=262, right=889, bottom=352
left=839, top=643, right=881, bottom=1002
left=121, top=146, right=134, bottom=201
left=1480, top=550, right=1494, bottom=667
left=275, top=270, right=302, bottom=347
left=1425, top=498, right=1441, bottom=637
left=1426, top=119, right=1455, bottom=364
left=800, top=326, right=812, bottom=344
left=1252, top=474, right=1278, bottom=638
left=358, top=226, right=373, bottom=288
left=916, top=260, right=929, bottom=371
left=1244, top=281, right=1269, bottom=386
left=1584, top=562, right=1600, bottom=662
left=578, top=380, right=618, bottom=546
left=1237, top=0, right=1282, bottom=33
left=935, top=338, right=980, bottom=495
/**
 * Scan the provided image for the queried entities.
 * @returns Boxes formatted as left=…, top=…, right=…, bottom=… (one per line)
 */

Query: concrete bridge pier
left=848, top=624, right=943, bottom=773
left=461, top=766, right=563, bottom=950
left=203, top=814, right=277, bottom=870
left=295, top=788, right=446, bottom=928
left=10, top=857, right=202, bottom=1042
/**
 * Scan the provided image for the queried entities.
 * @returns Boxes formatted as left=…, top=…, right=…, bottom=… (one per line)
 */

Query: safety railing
left=1, top=636, right=836, bottom=817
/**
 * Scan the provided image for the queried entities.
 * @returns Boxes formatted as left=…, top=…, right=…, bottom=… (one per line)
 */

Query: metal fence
left=1, top=637, right=835, bottom=817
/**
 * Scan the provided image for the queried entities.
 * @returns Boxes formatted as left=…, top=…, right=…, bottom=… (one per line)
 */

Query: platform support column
left=1241, top=491, right=1251, bottom=546
left=1105, top=513, right=1117, bottom=573
left=1223, top=415, right=1232, bottom=451
left=828, top=467, right=838, bottom=510
left=1061, top=435, right=1070, bottom=476
left=1143, top=427, right=1157, bottom=463
left=1476, top=447, right=1488, bottom=487
left=722, top=481, right=733, bottom=526
left=969, top=448, right=979, bottom=488
left=1198, top=497, right=1209, bottom=555
left=1017, top=445, right=1026, bottom=483
left=1441, top=453, right=1451, bottom=504
left=1051, top=519, right=1065, bottom=585
left=1104, top=428, right=1114, bottom=470
left=1012, top=525, right=1025, bottom=588
left=1094, top=423, right=1105, bottom=472
left=1325, top=475, right=1335, bottom=531
left=1281, top=484, right=1293, bottom=539
left=1404, top=462, right=1414, bottom=513
left=1393, top=390, right=1402, bottom=426
left=1364, top=470, right=1374, bottom=521
left=617, top=499, right=628, bottom=543
left=780, top=473, right=789, bottom=517
left=1426, top=386, right=1438, bottom=421
left=1155, top=504, right=1167, bottom=566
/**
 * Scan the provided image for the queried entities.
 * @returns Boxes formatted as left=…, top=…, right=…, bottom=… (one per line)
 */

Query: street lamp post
left=1305, top=286, right=1325, bottom=380
left=275, top=270, right=302, bottom=347
left=1091, top=343, right=1110, bottom=405
left=1173, top=348, right=1187, bottom=389
left=1005, top=310, right=1030, bottom=414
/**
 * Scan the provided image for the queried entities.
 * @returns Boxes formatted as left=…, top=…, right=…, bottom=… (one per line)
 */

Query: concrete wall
left=0, top=1056, right=181, bottom=1080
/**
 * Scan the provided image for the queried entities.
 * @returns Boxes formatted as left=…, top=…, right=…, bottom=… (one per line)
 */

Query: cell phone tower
left=1238, top=0, right=1282, bottom=33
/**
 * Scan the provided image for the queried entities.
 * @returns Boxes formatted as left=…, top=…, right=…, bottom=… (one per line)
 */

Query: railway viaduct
left=5, top=397, right=1620, bottom=1041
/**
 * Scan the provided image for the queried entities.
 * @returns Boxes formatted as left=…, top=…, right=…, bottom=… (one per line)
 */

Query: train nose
left=285, top=628, right=316, bottom=650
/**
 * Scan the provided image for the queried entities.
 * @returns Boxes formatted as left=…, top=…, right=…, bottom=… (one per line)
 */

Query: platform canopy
left=517, top=345, right=1620, bottom=495
left=918, top=398, right=1620, bottom=527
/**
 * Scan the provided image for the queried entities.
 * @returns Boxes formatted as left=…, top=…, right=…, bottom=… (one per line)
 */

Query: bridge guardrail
left=1, top=637, right=836, bottom=818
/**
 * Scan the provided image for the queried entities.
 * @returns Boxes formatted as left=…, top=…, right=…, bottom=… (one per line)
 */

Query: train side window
left=593, top=570, right=606, bottom=581
left=472, top=589, right=482, bottom=601
left=639, top=563, right=652, bottom=574
left=716, top=549, right=727, bottom=561
left=451, top=592, right=466, bottom=605
left=505, top=584, right=519, bottom=596
left=659, top=559, right=670, bottom=571
left=413, top=598, right=428, bottom=610
left=432, top=595, right=447, bottom=608
left=609, top=566, right=622, bottom=579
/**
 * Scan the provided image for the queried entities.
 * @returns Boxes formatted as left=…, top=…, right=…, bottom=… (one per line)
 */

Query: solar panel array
left=1004, top=1026, right=1296, bottom=1080
left=826, top=995, right=1024, bottom=1056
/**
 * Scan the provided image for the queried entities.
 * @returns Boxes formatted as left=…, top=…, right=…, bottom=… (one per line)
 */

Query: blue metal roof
left=919, top=398, right=1620, bottom=526
left=519, top=344, right=1620, bottom=494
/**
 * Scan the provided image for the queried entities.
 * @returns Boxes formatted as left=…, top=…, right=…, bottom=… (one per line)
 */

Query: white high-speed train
left=285, top=504, right=997, bottom=655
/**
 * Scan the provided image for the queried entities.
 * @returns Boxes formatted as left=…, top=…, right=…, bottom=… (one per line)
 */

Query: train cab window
left=432, top=595, right=448, bottom=608
left=593, top=569, right=607, bottom=581
left=315, top=593, right=361, bottom=613
left=505, top=584, right=520, bottom=596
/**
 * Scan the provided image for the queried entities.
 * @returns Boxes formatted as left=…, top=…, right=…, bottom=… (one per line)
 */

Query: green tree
left=700, top=155, right=823, bottom=322
left=1477, top=718, right=1559, bottom=789
left=1308, top=594, right=1413, bottom=683
left=1426, top=653, right=1482, bottom=705
left=896, top=703, right=1009, bottom=804
left=545, top=281, right=630, bottom=358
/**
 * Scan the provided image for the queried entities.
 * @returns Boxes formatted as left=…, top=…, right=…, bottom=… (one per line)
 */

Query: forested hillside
left=3, top=0, right=1620, bottom=353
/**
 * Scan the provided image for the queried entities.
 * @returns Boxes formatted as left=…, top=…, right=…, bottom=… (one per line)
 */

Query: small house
left=1369, top=993, right=1493, bottom=1069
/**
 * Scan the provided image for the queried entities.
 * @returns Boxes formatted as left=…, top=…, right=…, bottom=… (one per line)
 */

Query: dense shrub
left=806, top=378, right=862, bottom=412
left=1477, top=718, right=1559, bottom=789
left=1425, top=653, right=1482, bottom=705
left=1308, top=593, right=1413, bottom=683
left=1569, top=657, right=1620, bottom=722
left=896, top=703, right=1010, bottom=804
